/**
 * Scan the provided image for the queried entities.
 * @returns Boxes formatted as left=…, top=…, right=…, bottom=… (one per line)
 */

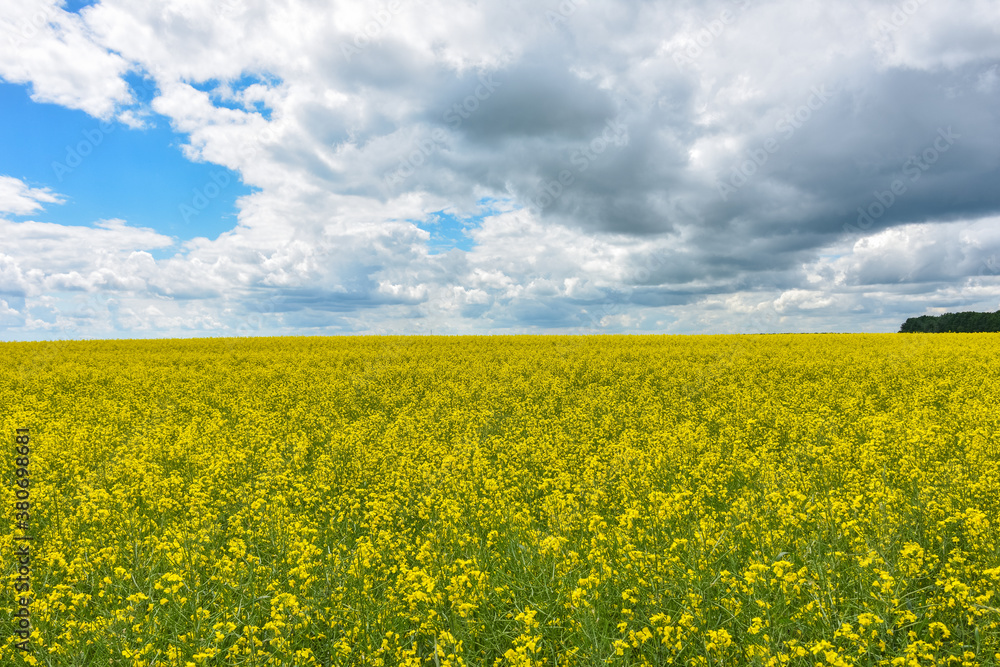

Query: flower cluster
left=1, top=333, right=998, bottom=665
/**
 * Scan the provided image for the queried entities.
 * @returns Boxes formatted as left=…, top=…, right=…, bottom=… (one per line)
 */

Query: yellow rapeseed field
left=2, top=334, right=999, bottom=666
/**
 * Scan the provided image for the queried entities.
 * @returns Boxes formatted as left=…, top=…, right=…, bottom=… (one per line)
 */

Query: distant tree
left=899, top=310, right=1000, bottom=332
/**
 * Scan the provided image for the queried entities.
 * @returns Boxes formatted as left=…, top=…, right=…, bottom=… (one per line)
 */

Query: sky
left=1, top=0, right=999, bottom=340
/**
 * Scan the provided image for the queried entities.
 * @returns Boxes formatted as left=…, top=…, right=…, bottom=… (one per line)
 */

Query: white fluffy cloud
left=2, top=0, right=999, bottom=339
left=0, top=216, right=172, bottom=295
left=0, top=1, right=133, bottom=118
left=0, top=175, right=64, bottom=216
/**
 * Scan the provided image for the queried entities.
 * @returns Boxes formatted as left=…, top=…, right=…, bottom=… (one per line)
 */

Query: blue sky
left=0, top=81, right=249, bottom=242
left=1, top=0, right=999, bottom=340
left=413, top=201, right=506, bottom=255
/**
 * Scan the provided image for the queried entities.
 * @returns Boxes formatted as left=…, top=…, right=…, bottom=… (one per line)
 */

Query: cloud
left=0, top=217, right=173, bottom=296
left=0, top=176, right=65, bottom=216
left=1, top=0, right=999, bottom=339
left=809, top=217, right=1000, bottom=288
left=0, top=0, right=133, bottom=118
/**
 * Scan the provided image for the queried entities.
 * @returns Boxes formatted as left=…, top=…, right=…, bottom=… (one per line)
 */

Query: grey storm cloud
left=438, top=59, right=617, bottom=143
left=708, top=66, right=1000, bottom=240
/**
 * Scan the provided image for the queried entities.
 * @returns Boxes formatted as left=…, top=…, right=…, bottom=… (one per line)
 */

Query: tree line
left=900, top=310, right=1000, bottom=333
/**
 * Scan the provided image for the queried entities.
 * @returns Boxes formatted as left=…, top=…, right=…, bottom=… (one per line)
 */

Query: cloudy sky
left=1, top=0, right=999, bottom=340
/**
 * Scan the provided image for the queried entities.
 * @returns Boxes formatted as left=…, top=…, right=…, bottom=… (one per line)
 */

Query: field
left=2, top=334, right=999, bottom=666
